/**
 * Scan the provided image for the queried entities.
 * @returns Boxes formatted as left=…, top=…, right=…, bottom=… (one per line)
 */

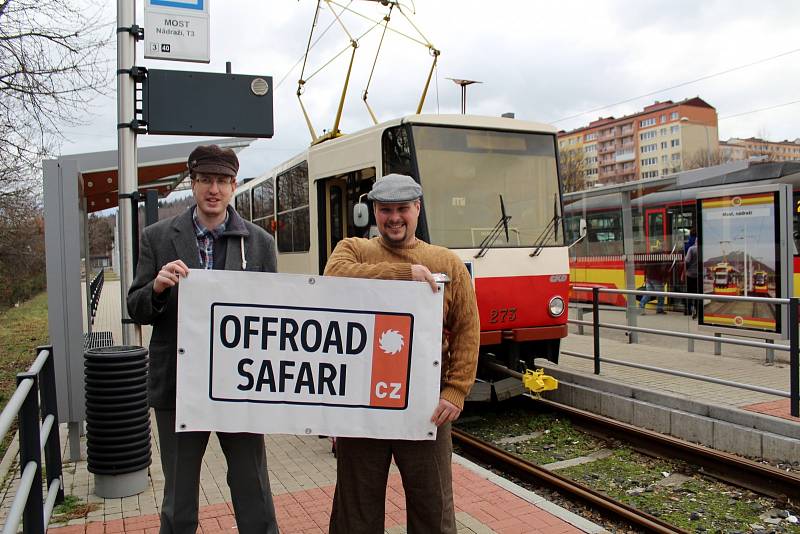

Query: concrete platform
left=0, top=417, right=602, bottom=534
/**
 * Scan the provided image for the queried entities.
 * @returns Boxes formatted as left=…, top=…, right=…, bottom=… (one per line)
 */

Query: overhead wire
left=552, top=47, right=800, bottom=124
left=719, top=99, right=800, bottom=120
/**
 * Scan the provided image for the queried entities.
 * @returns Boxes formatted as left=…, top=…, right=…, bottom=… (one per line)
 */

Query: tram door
left=317, top=167, right=377, bottom=273
left=645, top=208, right=666, bottom=252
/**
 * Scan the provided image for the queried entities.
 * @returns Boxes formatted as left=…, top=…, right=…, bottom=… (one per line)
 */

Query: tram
left=751, top=270, right=770, bottom=295
left=565, top=161, right=800, bottom=305
left=234, top=114, right=569, bottom=371
left=712, top=262, right=740, bottom=295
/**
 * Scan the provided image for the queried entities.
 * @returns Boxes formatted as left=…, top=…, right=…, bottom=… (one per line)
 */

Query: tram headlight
left=548, top=296, right=565, bottom=317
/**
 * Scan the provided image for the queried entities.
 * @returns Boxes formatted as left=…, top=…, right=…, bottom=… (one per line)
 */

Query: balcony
left=615, top=151, right=635, bottom=163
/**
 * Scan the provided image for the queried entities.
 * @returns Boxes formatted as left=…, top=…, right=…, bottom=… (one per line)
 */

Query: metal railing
left=0, top=345, right=64, bottom=534
left=569, top=286, right=799, bottom=417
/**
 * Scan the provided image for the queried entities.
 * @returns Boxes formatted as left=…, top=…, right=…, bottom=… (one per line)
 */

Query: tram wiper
left=474, top=195, right=512, bottom=258
left=530, top=195, right=561, bottom=257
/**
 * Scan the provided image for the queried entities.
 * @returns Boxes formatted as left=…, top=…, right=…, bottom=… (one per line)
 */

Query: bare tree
left=558, top=147, right=587, bottom=193
left=0, top=0, right=111, bottom=192
left=683, top=148, right=733, bottom=170
left=0, top=188, right=45, bottom=307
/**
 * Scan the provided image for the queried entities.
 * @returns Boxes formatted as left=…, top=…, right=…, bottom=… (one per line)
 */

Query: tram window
left=276, top=162, right=310, bottom=252
left=382, top=126, right=415, bottom=177
left=251, top=179, right=274, bottom=233
left=235, top=191, right=252, bottom=221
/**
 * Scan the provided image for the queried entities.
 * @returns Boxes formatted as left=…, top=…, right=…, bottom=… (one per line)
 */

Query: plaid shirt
left=192, top=209, right=228, bottom=269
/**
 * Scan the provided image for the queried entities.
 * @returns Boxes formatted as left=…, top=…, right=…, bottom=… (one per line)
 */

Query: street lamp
left=447, top=78, right=482, bottom=114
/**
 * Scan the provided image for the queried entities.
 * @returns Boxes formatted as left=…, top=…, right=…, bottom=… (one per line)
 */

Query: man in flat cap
left=324, top=174, right=480, bottom=534
left=127, top=145, right=279, bottom=534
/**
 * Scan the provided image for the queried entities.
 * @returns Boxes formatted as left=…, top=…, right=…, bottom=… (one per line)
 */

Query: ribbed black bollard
left=85, top=345, right=151, bottom=498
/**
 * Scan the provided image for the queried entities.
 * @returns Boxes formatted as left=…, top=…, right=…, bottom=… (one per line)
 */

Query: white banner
left=176, top=271, right=444, bottom=440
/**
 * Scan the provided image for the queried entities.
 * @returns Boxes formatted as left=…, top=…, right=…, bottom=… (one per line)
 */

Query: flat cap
left=187, top=144, right=239, bottom=177
left=367, top=174, right=423, bottom=203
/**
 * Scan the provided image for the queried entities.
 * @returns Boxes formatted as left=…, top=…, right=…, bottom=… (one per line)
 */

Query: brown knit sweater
left=323, top=237, right=480, bottom=409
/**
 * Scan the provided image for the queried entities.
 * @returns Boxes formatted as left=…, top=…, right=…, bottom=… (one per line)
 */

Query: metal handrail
left=0, top=345, right=64, bottom=534
left=568, top=285, right=800, bottom=417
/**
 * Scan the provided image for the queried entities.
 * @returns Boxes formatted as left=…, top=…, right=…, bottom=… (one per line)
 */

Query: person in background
left=640, top=262, right=667, bottom=314
left=685, top=237, right=699, bottom=319
left=127, top=145, right=279, bottom=534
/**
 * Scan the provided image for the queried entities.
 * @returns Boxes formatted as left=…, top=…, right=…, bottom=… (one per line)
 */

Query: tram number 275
left=488, top=308, right=517, bottom=323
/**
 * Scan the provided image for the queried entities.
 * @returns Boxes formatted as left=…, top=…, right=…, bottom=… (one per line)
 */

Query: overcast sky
left=60, top=0, right=800, bottom=179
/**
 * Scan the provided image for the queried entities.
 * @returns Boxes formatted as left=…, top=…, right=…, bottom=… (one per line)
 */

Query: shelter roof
left=55, top=138, right=255, bottom=213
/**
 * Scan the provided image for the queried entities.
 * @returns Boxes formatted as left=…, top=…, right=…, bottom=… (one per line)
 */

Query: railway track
left=453, top=386, right=800, bottom=532
left=452, top=427, right=690, bottom=534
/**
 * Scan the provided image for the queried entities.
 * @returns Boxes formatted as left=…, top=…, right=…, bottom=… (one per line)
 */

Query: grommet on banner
left=433, top=360, right=439, bottom=367
left=308, top=277, right=316, bottom=285
left=178, top=348, right=185, bottom=355
left=305, top=428, right=312, bottom=434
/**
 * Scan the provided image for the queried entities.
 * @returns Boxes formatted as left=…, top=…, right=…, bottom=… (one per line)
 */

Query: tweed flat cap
left=187, top=144, right=239, bottom=177
left=367, top=174, right=423, bottom=202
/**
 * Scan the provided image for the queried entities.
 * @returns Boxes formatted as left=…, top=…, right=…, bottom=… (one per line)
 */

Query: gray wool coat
left=127, top=206, right=277, bottom=410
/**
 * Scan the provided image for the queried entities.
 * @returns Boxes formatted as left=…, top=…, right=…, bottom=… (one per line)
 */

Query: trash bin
left=84, top=345, right=151, bottom=498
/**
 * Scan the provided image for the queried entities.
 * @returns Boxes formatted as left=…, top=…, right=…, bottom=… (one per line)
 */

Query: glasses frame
left=192, top=174, right=236, bottom=187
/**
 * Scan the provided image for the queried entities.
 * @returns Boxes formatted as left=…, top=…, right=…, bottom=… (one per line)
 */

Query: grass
left=562, top=449, right=800, bottom=533
left=51, top=494, right=98, bottom=524
left=0, top=292, right=49, bottom=459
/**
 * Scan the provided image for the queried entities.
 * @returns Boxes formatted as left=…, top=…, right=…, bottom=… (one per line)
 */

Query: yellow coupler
left=522, top=369, right=558, bottom=398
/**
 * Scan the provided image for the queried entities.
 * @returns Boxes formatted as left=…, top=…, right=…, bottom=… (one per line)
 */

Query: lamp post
left=447, top=78, right=482, bottom=114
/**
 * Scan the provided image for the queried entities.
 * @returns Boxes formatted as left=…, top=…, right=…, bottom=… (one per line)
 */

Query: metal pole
left=82, top=197, right=92, bottom=335
left=37, top=346, right=64, bottom=506
left=592, top=287, right=600, bottom=375
left=16, top=373, right=43, bottom=534
left=117, top=0, right=137, bottom=345
left=790, top=297, right=798, bottom=417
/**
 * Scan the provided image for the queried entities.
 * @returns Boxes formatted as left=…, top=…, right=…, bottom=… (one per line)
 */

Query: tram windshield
left=408, top=125, right=562, bottom=249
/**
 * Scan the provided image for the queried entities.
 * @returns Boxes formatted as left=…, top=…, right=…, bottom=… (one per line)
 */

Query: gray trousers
left=329, top=423, right=455, bottom=534
left=154, top=410, right=279, bottom=534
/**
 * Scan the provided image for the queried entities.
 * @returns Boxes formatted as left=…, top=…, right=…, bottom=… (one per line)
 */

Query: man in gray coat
left=127, top=145, right=279, bottom=534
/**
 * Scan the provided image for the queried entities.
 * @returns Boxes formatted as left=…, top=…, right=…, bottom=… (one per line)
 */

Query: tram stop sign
left=142, top=69, right=274, bottom=138
left=144, top=0, right=210, bottom=63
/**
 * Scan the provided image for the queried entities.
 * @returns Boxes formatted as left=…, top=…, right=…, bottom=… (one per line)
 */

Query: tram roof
left=53, top=138, right=255, bottom=213
left=563, top=160, right=800, bottom=213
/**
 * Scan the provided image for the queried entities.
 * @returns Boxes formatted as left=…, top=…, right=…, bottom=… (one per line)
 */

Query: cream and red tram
left=234, top=114, right=569, bottom=372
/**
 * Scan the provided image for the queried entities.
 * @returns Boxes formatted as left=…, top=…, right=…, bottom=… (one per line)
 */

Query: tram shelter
left=42, top=138, right=255, bottom=459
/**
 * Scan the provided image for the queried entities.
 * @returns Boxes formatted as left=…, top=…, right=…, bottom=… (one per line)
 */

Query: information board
left=144, top=0, right=210, bottom=63
left=697, top=184, right=792, bottom=336
left=176, top=270, right=444, bottom=440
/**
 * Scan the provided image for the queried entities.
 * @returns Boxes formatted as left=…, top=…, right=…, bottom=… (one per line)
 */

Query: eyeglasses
left=193, top=175, right=235, bottom=186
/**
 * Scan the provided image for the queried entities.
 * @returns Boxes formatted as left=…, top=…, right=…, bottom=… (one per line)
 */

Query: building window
left=640, top=131, right=657, bottom=140
left=642, top=170, right=658, bottom=179
left=276, top=161, right=310, bottom=253
left=671, top=139, right=680, bottom=147
left=672, top=153, right=681, bottom=161
left=660, top=128, right=667, bottom=136
left=670, top=125, right=679, bottom=134
left=670, top=112, right=679, bottom=120
left=641, top=144, right=657, bottom=153
left=640, top=118, right=656, bottom=127
left=585, top=132, right=597, bottom=141
left=660, top=114, right=667, bottom=123
left=661, top=155, right=668, bottom=164
left=641, top=157, right=657, bottom=166
left=661, top=141, right=668, bottom=149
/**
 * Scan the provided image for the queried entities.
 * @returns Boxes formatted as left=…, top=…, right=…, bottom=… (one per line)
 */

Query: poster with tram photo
left=696, top=184, right=792, bottom=336
left=174, top=270, right=445, bottom=440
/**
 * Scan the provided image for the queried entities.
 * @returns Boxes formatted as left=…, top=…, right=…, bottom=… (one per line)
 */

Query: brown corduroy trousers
left=328, top=423, right=456, bottom=534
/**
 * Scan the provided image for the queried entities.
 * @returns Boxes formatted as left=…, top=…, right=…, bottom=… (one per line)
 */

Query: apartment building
left=558, top=97, right=719, bottom=187
left=720, top=137, right=800, bottom=162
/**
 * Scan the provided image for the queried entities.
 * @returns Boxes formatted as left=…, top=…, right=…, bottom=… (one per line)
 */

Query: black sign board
left=142, top=69, right=273, bottom=137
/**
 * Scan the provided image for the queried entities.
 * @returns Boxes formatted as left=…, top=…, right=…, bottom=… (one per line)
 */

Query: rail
left=568, top=286, right=799, bottom=417
left=0, top=346, right=64, bottom=534
left=88, top=268, right=105, bottom=325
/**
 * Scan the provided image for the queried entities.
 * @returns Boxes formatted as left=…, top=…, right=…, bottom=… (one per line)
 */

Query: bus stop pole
left=117, top=0, right=138, bottom=345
